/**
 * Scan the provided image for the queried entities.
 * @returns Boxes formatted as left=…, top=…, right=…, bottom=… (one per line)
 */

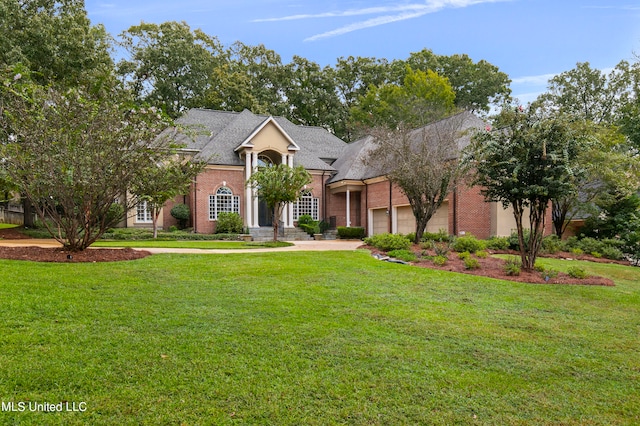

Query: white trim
left=235, top=116, right=300, bottom=152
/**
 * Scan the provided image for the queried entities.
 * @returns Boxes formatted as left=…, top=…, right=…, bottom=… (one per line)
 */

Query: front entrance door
left=258, top=198, right=273, bottom=227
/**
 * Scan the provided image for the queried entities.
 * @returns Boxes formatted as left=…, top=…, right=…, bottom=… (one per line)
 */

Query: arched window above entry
left=209, top=186, right=240, bottom=220
left=257, top=155, right=273, bottom=168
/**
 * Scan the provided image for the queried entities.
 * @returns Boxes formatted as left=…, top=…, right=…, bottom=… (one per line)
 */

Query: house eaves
left=234, top=116, right=301, bottom=153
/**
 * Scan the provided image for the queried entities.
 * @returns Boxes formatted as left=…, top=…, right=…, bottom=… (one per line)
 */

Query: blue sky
left=85, top=0, right=640, bottom=105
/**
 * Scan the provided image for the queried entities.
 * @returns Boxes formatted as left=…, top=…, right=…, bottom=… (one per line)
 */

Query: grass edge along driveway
left=0, top=251, right=638, bottom=425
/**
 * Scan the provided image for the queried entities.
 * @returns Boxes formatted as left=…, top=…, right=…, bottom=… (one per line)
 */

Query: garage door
left=396, top=206, right=416, bottom=235
left=371, top=208, right=388, bottom=235
left=426, top=201, right=449, bottom=233
left=396, top=203, right=448, bottom=235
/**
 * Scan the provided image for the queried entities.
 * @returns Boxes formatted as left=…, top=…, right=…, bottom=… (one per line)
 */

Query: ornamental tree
left=130, top=158, right=205, bottom=239
left=246, top=164, right=311, bottom=241
left=365, top=112, right=474, bottom=244
left=0, top=70, right=178, bottom=251
left=467, top=105, right=582, bottom=271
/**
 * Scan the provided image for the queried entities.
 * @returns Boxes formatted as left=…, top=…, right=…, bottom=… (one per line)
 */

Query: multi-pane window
left=136, top=201, right=153, bottom=223
left=209, top=187, right=240, bottom=220
left=293, top=190, right=319, bottom=221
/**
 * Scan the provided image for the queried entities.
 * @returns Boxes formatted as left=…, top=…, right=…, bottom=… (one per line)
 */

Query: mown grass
left=91, top=240, right=293, bottom=249
left=0, top=223, right=18, bottom=230
left=0, top=251, right=638, bottom=425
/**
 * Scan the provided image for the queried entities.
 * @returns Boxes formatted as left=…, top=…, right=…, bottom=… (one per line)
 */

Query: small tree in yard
left=130, top=159, right=204, bottom=238
left=467, top=105, right=581, bottom=271
left=246, top=164, right=311, bottom=241
left=365, top=112, right=476, bottom=243
left=0, top=70, right=184, bottom=251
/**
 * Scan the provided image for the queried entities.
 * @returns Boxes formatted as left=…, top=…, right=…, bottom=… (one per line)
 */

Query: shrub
left=297, top=215, right=315, bottom=226
left=433, top=255, right=448, bottom=266
left=215, top=212, right=243, bottom=234
left=560, top=236, right=579, bottom=251
left=452, top=235, right=486, bottom=253
left=404, top=232, right=416, bottom=243
left=318, top=220, right=330, bottom=233
left=297, top=215, right=320, bottom=235
left=170, top=204, right=190, bottom=229
left=422, top=229, right=450, bottom=242
left=464, top=257, right=480, bottom=270
left=475, top=250, right=488, bottom=259
left=433, top=241, right=451, bottom=257
left=508, top=229, right=530, bottom=251
left=388, top=249, right=417, bottom=262
left=100, top=228, right=242, bottom=241
left=577, top=237, right=605, bottom=255
left=503, top=256, right=521, bottom=276
left=567, top=266, right=588, bottom=279
left=458, top=251, right=471, bottom=260
left=168, top=225, right=178, bottom=232
left=420, top=240, right=434, bottom=250
left=600, top=246, right=625, bottom=261
left=540, top=268, right=559, bottom=281
left=337, top=226, right=366, bottom=240
left=485, top=236, right=510, bottom=250
left=570, top=247, right=584, bottom=256
left=364, top=233, right=411, bottom=251
left=541, top=235, right=562, bottom=254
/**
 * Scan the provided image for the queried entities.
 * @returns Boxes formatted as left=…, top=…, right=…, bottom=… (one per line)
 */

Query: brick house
left=130, top=108, right=551, bottom=239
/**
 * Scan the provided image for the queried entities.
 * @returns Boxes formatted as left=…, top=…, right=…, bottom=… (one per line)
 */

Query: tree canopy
left=246, top=164, right=312, bottom=241
left=366, top=113, right=472, bottom=243
left=0, top=70, right=178, bottom=251
left=350, top=66, right=457, bottom=133
left=467, top=105, right=582, bottom=270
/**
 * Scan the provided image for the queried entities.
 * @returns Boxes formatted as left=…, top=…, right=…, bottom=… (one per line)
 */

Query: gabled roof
left=174, top=109, right=346, bottom=171
left=234, top=116, right=300, bottom=152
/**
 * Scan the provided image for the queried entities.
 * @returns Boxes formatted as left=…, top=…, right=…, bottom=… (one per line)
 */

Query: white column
left=252, top=151, right=260, bottom=228
left=287, top=154, right=294, bottom=227
left=346, top=189, right=351, bottom=227
left=245, top=152, right=252, bottom=228
left=281, top=153, right=289, bottom=227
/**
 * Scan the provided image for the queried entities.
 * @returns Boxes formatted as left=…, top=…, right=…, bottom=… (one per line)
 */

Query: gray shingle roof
left=326, top=110, right=485, bottom=184
left=175, top=109, right=347, bottom=171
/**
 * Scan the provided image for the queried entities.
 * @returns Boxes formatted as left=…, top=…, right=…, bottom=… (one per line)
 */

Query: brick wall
left=190, top=167, right=245, bottom=234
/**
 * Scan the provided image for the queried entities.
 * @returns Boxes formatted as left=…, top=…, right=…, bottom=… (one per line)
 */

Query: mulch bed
left=0, top=227, right=151, bottom=263
left=0, top=246, right=152, bottom=263
left=366, top=245, right=620, bottom=286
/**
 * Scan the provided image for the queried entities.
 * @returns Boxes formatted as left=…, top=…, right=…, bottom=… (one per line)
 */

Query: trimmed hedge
left=101, top=228, right=241, bottom=241
left=337, top=226, right=365, bottom=240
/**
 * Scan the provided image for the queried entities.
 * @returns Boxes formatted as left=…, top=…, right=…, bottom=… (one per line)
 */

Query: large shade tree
left=0, top=70, right=179, bottom=251
left=534, top=61, right=640, bottom=236
left=350, top=66, right=456, bottom=135
left=117, top=21, right=224, bottom=118
left=467, top=105, right=582, bottom=270
left=246, top=164, right=311, bottom=242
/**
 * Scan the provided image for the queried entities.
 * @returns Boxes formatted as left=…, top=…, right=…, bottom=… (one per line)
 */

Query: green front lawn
left=0, top=223, right=18, bottom=230
left=0, top=252, right=638, bottom=425
left=91, top=240, right=293, bottom=249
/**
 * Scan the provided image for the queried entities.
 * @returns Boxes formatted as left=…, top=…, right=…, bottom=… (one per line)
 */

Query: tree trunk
left=23, top=196, right=34, bottom=228
left=152, top=207, right=160, bottom=239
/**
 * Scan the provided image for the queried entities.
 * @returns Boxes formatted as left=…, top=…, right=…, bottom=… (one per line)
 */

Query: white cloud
left=254, top=0, right=511, bottom=41
left=510, top=73, right=556, bottom=86
left=305, top=10, right=431, bottom=42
